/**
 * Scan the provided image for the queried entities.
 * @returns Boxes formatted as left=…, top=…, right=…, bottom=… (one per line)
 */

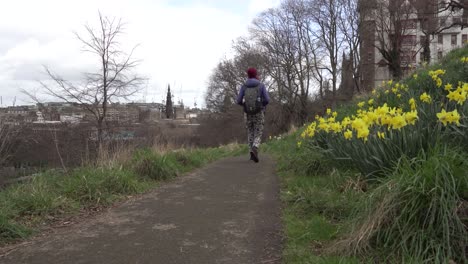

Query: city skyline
left=0, top=0, right=281, bottom=108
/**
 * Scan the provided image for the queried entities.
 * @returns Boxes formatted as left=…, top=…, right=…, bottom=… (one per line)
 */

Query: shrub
left=0, top=175, right=75, bottom=217
left=132, top=149, right=179, bottom=181
left=0, top=215, right=32, bottom=243
left=61, top=167, right=145, bottom=206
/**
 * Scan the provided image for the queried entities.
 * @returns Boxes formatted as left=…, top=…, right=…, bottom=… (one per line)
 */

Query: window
left=451, top=34, right=458, bottom=45
left=463, top=34, right=467, bottom=44
left=419, top=52, right=425, bottom=62
left=438, top=51, right=443, bottom=60
left=402, top=35, right=416, bottom=46
left=438, top=34, right=444, bottom=44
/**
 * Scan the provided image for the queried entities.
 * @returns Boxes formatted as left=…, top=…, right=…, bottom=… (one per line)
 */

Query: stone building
left=360, top=0, right=468, bottom=91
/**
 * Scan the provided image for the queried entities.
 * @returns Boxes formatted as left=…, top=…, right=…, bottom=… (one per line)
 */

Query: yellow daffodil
left=344, top=129, right=353, bottom=140
left=330, top=122, right=342, bottom=133
left=318, top=122, right=330, bottom=132
left=341, top=117, right=352, bottom=127
left=390, top=115, right=407, bottom=130
left=368, top=99, right=374, bottom=105
left=409, top=98, right=417, bottom=111
left=444, top=84, right=453, bottom=91
left=351, top=118, right=367, bottom=131
left=446, top=109, right=461, bottom=125
left=463, top=83, right=468, bottom=92
left=447, top=88, right=467, bottom=105
left=381, top=115, right=393, bottom=127
left=356, top=127, right=370, bottom=141
left=429, top=69, right=445, bottom=87
left=376, top=104, right=389, bottom=116
left=326, top=108, right=332, bottom=115
left=358, top=102, right=365, bottom=108
left=437, top=109, right=461, bottom=126
left=405, top=111, right=418, bottom=125
left=420, top=93, right=432, bottom=103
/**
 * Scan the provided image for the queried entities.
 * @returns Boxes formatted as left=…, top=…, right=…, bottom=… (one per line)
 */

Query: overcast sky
left=0, top=0, right=280, bottom=108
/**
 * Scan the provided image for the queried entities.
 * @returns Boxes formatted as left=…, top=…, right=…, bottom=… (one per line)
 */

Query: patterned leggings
left=245, top=111, right=265, bottom=151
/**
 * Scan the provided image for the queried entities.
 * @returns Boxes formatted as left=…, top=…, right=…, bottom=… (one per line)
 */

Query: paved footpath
left=1, top=155, right=282, bottom=264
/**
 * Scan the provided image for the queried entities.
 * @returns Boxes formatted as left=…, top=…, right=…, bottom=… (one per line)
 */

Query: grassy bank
left=268, top=46, right=468, bottom=263
left=266, top=136, right=364, bottom=263
left=0, top=144, right=246, bottom=245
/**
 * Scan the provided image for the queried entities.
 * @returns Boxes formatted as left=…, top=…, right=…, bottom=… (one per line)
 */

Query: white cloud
left=248, top=0, right=281, bottom=15
left=0, top=0, right=278, bottom=108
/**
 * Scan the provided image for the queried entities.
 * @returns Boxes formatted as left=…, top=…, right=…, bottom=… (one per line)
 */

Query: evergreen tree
left=165, top=84, right=173, bottom=119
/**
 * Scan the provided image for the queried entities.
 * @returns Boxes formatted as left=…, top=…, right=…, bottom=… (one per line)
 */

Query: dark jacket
left=236, top=78, right=270, bottom=110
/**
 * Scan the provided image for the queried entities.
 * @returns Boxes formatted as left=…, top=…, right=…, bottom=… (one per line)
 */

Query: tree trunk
left=97, top=118, right=104, bottom=151
left=422, top=35, right=431, bottom=63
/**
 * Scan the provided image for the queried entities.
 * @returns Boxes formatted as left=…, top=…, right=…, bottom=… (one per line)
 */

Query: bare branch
left=39, top=12, right=145, bottom=148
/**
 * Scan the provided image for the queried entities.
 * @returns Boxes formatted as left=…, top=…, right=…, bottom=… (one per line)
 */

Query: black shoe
left=249, top=151, right=255, bottom=161
left=252, top=147, right=259, bottom=163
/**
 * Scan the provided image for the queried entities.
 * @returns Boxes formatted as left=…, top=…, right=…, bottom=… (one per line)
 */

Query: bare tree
left=282, top=0, right=317, bottom=122
left=446, top=0, right=468, bottom=11
left=205, top=38, right=268, bottom=113
left=251, top=7, right=300, bottom=120
left=308, top=0, right=345, bottom=103
left=251, top=2, right=319, bottom=125
left=310, top=44, right=327, bottom=99
left=360, top=0, right=418, bottom=80
left=205, top=59, right=242, bottom=113
left=40, top=12, right=145, bottom=149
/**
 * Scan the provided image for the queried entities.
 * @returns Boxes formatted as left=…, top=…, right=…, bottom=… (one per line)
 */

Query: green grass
left=265, top=135, right=365, bottom=264
left=0, top=144, right=246, bottom=245
left=346, top=146, right=467, bottom=263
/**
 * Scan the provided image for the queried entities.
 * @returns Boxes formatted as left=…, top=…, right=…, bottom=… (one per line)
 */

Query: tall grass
left=342, top=147, right=467, bottom=263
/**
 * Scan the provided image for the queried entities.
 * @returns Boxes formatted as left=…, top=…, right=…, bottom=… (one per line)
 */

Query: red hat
left=247, top=68, right=258, bottom=79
